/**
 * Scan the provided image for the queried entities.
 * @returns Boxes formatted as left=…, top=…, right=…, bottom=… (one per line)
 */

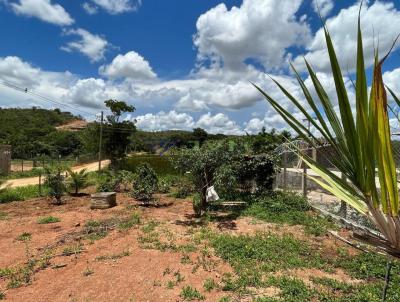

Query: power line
left=0, top=78, right=100, bottom=118
left=0, top=78, right=137, bottom=132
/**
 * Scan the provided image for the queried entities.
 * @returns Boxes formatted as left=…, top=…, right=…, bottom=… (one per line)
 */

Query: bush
left=157, top=179, right=171, bottom=193
left=96, top=170, right=119, bottom=192
left=44, top=167, right=66, bottom=204
left=131, top=163, right=158, bottom=202
left=173, top=181, right=194, bottom=199
left=116, top=170, right=135, bottom=191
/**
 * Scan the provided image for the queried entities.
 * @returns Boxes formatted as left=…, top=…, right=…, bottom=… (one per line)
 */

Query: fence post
left=21, top=159, right=24, bottom=172
left=38, top=172, right=42, bottom=196
left=302, top=163, right=307, bottom=198
left=283, top=152, right=287, bottom=191
left=339, top=173, right=347, bottom=218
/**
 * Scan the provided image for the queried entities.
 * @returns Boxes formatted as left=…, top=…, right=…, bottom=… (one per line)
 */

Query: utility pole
left=98, top=111, right=103, bottom=172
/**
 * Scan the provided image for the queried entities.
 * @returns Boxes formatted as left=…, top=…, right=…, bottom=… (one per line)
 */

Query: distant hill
left=0, top=107, right=81, bottom=157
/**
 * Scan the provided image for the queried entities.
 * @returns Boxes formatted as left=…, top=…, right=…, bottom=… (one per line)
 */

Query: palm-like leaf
left=67, top=168, right=88, bottom=195
left=254, top=12, right=400, bottom=255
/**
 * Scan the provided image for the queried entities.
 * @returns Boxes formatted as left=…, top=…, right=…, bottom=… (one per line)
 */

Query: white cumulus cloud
left=61, top=28, right=110, bottom=63
left=294, top=1, right=400, bottom=73
left=99, top=51, right=157, bottom=80
left=194, top=0, right=311, bottom=71
left=7, top=0, right=74, bottom=26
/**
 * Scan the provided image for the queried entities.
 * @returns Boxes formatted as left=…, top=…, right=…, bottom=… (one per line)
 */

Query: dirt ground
left=0, top=192, right=360, bottom=302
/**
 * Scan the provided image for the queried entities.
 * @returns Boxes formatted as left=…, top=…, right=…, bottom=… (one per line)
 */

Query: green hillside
left=0, top=107, right=80, bottom=158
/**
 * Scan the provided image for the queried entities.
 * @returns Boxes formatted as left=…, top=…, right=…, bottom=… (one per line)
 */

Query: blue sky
left=1, top=0, right=400, bottom=134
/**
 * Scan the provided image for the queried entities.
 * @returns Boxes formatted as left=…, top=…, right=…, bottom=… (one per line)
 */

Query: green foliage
left=250, top=127, right=291, bottom=154
left=116, top=170, right=135, bottom=191
left=180, top=285, right=205, bottom=301
left=131, top=163, right=158, bottom=202
left=44, top=167, right=66, bottom=204
left=118, top=212, right=141, bottom=230
left=193, top=128, right=208, bottom=146
left=0, top=108, right=78, bottom=158
left=242, top=192, right=334, bottom=236
left=121, top=154, right=177, bottom=176
left=82, top=100, right=136, bottom=167
left=192, top=194, right=202, bottom=217
left=67, top=168, right=88, bottom=194
left=254, top=11, right=400, bottom=251
left=203, top=278, right=218, bottom=292
left=172, top=180, right=194, bottom=199
left=0, top=185, right=50, bottom=203
left=212, top=233, right=321, bottom=275
left=170, top=140, right=276, bottom=215
left=158, top=179, right=171, bottom=193
left=37, top=216, right=60, bottom=224
left=16, top=232, right=32, bottom=242
left=95, top=170, right=120, bottom=192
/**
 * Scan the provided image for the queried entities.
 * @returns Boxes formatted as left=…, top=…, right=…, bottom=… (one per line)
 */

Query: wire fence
left=273, top=140, right=400, bottom=227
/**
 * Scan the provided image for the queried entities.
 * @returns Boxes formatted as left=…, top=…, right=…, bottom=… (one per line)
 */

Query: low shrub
left=44, top=167, right=66, bottom=204
left=96, top=170, right=119, bottom=192
left=131, top=163, right=158, bottom=202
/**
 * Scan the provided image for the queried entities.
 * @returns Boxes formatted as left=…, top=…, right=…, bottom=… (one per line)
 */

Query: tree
left=82, top=100, right=136, bottom=168
left=254, top=14, right=400, bottom=256
left=67, top=168, right=88, bottom=195
left=193, top=128, right=208, bottom=147
left=104, top=100, right=136, bottom=168
left=171, top=140, right=276, bottom=216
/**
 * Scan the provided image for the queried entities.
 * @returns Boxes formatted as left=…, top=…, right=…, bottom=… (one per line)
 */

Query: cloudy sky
left=0, top=0, right=400, bottom=135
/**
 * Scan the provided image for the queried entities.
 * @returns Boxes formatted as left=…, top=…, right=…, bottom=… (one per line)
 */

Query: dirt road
left=1, top=160, right=110, bottom=189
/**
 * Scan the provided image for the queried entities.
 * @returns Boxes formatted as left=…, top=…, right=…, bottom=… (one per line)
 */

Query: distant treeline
left=0, top=107, right=293, bottom=160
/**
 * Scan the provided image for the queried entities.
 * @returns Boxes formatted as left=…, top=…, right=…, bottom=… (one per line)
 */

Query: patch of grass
left=203, top=278, right=218, bottom=292
left=241, top=192, right=335, bottom=236
left=166, top=280, right=176, bottom=289
left=62, top=244, right=84, bottom=256
left=83, top=218, right=120, bottom=242
left=0, top=211, right=7, bottom=220
left=118, top=212, right=141, bottom=230
left=212, top=232, right=322, bottom=274
left=16, top=232, right=32, bottom=242
left=95, top=250, right=130, bottom=261
left=265, top=276, right=312, bottom=302
left=141, top=220, right=159, bottom=233
left=37, top=216, right=60, bottom=224
left=0, top=185, right=50, bottom=203
left=180, top=285, right=205, bottom=301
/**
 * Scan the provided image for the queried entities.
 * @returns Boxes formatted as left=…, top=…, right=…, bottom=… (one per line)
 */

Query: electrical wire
left=0, top=78, right=138, bottom=133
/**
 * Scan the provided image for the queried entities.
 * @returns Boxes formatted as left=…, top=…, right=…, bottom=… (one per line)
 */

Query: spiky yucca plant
left=254, top=14, right=400, bottom=257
